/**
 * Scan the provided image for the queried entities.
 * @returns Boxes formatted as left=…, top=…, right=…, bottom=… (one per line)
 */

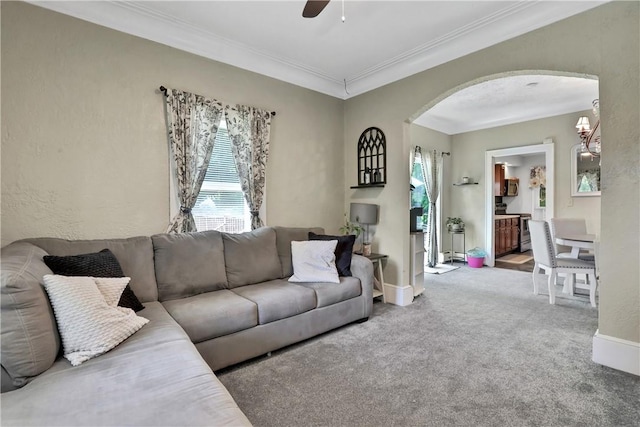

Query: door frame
left=484, top=142, right=555, bottom=266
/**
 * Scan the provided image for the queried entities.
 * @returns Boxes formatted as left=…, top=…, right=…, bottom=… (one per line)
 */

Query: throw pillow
left=43, top=249, right=144, bottom=312
left=308, top=232, right=356, bottom=276
left=289, top=240, right=340, bottom=284
left=42, top=275, right=149, bottom=366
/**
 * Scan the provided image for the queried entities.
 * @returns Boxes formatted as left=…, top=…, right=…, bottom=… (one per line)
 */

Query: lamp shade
left=576, top=116, right=591, bottom=132
left=350, top=203, right=379, bottom=225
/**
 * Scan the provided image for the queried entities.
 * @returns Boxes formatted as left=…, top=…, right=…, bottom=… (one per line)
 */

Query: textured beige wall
left=1, top=2, right=344, bottom=245
left=345, top=2, right=638, bottom=342
left=450, top=111, right=602, bottom=251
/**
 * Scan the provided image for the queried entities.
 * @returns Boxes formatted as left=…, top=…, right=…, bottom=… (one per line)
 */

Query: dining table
left=555, top=233, right=596, bottom=258
left=555, top=233, right=597, bottom=295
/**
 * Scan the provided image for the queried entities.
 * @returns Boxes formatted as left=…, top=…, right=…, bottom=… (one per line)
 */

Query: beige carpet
left=497, top=253, right=534, bottom=264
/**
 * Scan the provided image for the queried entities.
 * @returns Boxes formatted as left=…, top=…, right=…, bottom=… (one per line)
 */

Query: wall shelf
left=350, top=184, right=385, bottom=189
left=453, top=182, right=478, bottom=186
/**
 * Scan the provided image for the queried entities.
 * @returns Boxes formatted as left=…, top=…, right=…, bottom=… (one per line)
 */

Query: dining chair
left=529, top=220, right=598, bottom=307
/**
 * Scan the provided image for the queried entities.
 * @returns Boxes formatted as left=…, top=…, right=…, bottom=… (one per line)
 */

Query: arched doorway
left=408, top=70, right=599, bottom=267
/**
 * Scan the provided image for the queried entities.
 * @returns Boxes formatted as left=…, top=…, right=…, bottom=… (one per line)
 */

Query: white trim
left=592, top=330, right=640, bottom=376
left=382, top=284, right=414, bottom=307
left=484, top=143, right=555, bottom=266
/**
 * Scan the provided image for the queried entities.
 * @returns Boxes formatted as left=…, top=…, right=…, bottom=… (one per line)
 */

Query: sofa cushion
left=0, top=302, right=251, bottom=426
left=43, top=249, right=145, bottom=312
left=231, top=279, right=317, bottom=324
left=223, top=227, right=282, bottom=288
left=309, top=232, right=356, bottom=276
left=289, top=240, right=340, bottom=284
left=273, top=226, right=324, bottom=277
left=152, top=231, right=228, bottom=301
left=163, top=290, right=258, bottom=343
left=42, top=275, right=149, bottom=366
left=0, top=242, right=59, bottom=391
left=293, top=276, right=362, bottom=308
left=24, top=236, right=158, bottom=303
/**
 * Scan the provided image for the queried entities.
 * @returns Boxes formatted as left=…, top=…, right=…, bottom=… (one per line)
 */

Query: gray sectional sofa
left=1, top=226, right=374, bottom=426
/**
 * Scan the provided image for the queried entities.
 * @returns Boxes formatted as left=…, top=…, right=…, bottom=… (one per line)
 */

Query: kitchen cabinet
left=494, top=164, right=505, bottom=196
left=495, top=216, right=519, bottom=257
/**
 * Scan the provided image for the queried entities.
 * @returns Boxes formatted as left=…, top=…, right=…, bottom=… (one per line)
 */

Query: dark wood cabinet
left=494, top=164, right=505, bottom=196
left=495, top=217, right=520, bottom=257
left=509, top=218, right=519, bottom=251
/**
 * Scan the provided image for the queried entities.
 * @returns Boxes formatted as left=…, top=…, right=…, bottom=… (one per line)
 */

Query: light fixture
left=576, top=99, right=600, bottom=156
left=350, top=203, right=379, bottom=255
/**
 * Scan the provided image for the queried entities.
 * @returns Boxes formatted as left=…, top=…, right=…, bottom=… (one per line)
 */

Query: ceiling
left=30, top=1, right=605, bottom=133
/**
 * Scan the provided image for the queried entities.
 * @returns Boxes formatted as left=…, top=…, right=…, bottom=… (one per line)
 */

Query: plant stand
left=447, top=229, right=466, bottom=264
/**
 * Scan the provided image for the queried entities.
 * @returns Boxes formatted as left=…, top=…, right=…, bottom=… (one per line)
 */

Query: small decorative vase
left=362, top=243, right=372, bottom=257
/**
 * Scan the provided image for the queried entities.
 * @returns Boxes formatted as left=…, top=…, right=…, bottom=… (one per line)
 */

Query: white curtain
left=224, top=105, right=272, bottom=230
left=165, top=88, right=223, bottom=233
left=423, top=149, right=443, bottom=267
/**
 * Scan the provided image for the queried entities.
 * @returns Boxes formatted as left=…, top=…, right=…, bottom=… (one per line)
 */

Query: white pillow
left=289, top=240, right=340, bottom=283
left=94, top=277, right=132, bottom=307
left=42, top=275, right=149, bottom=366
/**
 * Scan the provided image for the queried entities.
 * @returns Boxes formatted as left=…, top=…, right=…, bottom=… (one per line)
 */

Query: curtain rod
left=159, top=86, right=276, bottom=116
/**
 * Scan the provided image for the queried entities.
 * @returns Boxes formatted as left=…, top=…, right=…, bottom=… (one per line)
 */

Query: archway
left=408, top=70, right=599, bottom=267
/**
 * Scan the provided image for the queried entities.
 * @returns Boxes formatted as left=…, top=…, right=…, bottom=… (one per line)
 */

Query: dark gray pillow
left=308, top=232, right=355, bottom=276
left=43, top=249, right=144, bottom=312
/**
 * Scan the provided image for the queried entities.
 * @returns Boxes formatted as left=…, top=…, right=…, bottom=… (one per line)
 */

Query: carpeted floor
left=217, top=266, right=639, bottom=426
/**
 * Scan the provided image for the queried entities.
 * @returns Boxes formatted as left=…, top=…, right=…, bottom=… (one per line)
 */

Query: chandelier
left=575, top=99, right=601, bottom=156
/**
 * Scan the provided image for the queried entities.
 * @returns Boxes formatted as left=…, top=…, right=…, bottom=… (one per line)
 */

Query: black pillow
left=308, top=232, right=356, bottom=277
left=43, top=249, right=145, bottom=312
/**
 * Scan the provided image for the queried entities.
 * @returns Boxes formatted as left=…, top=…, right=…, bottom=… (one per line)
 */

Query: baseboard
left=383, top=283, right=414, bottom=306
left=592, top=329, right=640, bottom=376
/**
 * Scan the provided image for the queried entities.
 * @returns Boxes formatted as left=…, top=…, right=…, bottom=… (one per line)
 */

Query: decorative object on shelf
left=355, top=127, right=386, bottom=187
left=446, top=217, right=465, bottom=232
left=350, top=203, right=379, bottom=255
left=462, top=176, right=470, bottom=184
left=575, top=99, right=601, bottom=157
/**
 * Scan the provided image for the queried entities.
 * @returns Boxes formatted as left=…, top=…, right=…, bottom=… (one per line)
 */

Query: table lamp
left=350, top=203, right=379, bottom=256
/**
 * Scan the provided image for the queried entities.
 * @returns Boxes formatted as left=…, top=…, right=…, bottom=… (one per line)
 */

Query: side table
left=365, top=253, right=388, bottom=303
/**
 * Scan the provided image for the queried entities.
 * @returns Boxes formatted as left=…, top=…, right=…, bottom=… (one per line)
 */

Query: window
left=192, top=119, right=251, bottom=233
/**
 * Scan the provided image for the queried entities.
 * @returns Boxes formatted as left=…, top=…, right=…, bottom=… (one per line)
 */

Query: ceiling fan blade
left=302, top=0, right=331, bottom=18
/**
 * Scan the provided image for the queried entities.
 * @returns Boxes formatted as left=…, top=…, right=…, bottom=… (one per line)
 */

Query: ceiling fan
left=302, top=0, right=331, bottom=18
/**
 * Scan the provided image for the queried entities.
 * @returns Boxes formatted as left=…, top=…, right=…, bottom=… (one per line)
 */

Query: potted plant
left=339, top=214, right=364, bottom=253
left=446, top=217, right=465, bottom=232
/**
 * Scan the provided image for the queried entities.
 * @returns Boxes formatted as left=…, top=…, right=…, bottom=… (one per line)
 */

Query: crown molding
left=29, top=1, right=607, bottom=100
left=344, top=1, right=607, bottom=97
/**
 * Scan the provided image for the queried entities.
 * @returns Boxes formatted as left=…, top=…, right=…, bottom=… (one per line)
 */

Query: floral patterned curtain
left=165, top=88, right=223, bottom=233
left=224, top=105, right=272, bottom=230
left=422, top=148, right=442, bottom=268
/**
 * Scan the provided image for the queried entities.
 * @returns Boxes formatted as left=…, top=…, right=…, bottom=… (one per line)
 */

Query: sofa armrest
left=350, top=254, right=374, bottom=317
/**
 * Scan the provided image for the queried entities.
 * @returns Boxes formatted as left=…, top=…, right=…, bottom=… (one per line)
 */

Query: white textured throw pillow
left=289, top=240, right=340, bottom=283
left=42, top=275, right=149, bottom=366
